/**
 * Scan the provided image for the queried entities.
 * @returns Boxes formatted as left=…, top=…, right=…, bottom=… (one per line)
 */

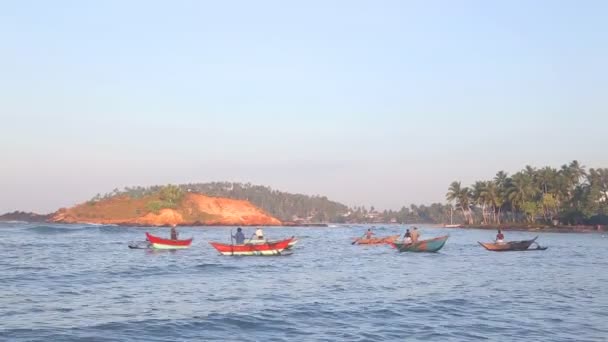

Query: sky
left=1, top=0, right=607, bottom=213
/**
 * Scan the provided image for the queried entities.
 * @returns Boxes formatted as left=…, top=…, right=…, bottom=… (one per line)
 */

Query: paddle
left=351, top=232, right=367, bottom=245
left=230, top=229, right=234, bottom=256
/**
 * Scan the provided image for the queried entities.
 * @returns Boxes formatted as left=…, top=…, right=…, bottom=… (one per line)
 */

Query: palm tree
left=481, top=181, right=502, bottom=224
left=590, top=168, right=608, bottom=203
left=472, top=181, right=489, bottom=224
left=537, top=167, right=556, bottom=194
left=524, top=165, right=537, bottom=179
left=535, top=167, right=560, bottom=221
left=568, top=160, right=586, bottom=185
left=446, top=181, right=473, bottom=224
left=446, top=181, right=462, bottom=216
left=507, top=173, right=536, bottom=222
left=446, top=181, right=461, bottom=200
left=493, top=171, right=510, bottom=223
left=459, top=186, right=474, bottom=224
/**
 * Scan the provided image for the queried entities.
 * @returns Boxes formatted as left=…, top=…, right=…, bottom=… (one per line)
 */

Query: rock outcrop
left=0, top=211, right=52, bottom=222
left=49, top=193, right=282, bottom=226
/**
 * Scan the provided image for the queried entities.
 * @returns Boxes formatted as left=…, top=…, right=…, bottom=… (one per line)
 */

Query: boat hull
left=478, top=236, right=545, bottom=251
left=244, top=238, right=298, bottom=249
left=393, top=235, right=449, bottom=252
left=146, top=232, right=193, bottom=250
left=353, top=235, right=400, bottom=245
left=210, top=237, right=295, bottom=256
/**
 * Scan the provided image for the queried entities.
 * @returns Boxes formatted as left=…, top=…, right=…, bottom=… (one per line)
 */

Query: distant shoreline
left=6, top=218, right=602, bottom=233
left=449, top=224, right=606, bottom=234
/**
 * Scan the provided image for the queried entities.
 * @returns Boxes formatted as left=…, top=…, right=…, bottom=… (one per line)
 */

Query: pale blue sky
left=1, top=0, right=607, bottom=213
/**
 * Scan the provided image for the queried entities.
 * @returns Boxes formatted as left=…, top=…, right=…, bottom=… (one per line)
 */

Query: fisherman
left=255, top=227, right=264, bottom=240
left=496, top=229, right=505, bottom=244
left=170, top=225, right=179, bottom=240
left=365, top=228, right=374, bottom=239
left=232, top=227, right=245, bottom=244
left=403, top=229, right=412, bottom=244
left=410, top=227, right=420, bottom=242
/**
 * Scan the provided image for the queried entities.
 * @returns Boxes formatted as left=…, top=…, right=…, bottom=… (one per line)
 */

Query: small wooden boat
left=478, top=236, right=547, bottom=252
left=209, top=237, right=295, bottom=256
left=145, top=232, right=193, bottom=250
left=352, top=235, right=400, bottom=245
left=444, top=224, right=463, bottom=228
left=392, top=235, right=449, bottom=252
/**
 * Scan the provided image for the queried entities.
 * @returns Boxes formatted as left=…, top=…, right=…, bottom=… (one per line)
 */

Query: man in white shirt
left=255, top=227, right=264, bottom=240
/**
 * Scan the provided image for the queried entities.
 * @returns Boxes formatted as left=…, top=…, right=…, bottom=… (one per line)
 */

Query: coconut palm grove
left=446, top=160, right=608, bottom=226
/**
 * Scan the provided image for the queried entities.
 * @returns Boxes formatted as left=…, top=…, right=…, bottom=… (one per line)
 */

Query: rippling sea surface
left=1, top=222, right=607, bottom=341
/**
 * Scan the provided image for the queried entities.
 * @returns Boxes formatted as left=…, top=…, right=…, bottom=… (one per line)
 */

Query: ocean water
left=1, top=222, right=607, bottom=341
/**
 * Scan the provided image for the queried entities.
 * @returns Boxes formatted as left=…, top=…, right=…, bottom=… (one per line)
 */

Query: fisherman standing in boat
left=495, top=229, right=505, bottom=244
left=170, top=224, right=179, bottom=240
left=410, top=227, right=420, bottom=242
left=403, top=229, right=412, bottom=244
left=232, top=227, right=245, bottom=244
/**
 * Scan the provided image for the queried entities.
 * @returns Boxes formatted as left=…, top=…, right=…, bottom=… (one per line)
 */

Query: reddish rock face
left=49, top=193, right=282, bottom=226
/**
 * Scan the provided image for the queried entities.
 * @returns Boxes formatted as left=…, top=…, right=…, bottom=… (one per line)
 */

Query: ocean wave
left=23, top=224, right=127, bottom=234
left=97, top=225, right=131, bottom=233
left=1, top=314, right=302, bottom=341
left=24, top=225, right=88, bottom=234
left=104, top=265, right=177, bottom=279
left=194, top=263, right=239, bottom=271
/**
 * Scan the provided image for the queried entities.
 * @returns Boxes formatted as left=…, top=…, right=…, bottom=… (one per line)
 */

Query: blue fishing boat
left=392, top=235, right=449, bottom=253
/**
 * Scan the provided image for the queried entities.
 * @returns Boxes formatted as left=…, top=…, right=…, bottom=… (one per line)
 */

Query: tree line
left=87, top=161, right=607, bottom=226
left=446, top=160, right=608, bottom=225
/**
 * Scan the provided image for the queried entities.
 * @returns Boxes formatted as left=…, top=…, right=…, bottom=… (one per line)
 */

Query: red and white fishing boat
left=209, top=237, right=296, bottom=256
left=146, top=232, right=193, bottom=250
left=244, top=237, right=299, bottom=249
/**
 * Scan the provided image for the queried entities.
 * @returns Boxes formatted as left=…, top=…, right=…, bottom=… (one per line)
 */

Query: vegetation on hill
left=447, top=160, right=608, bottom=226
left=110, top=182, right=350, bottom=222
left=92, top=182, right=450, bottom=224
left=56, top=185, right=281, bottom=226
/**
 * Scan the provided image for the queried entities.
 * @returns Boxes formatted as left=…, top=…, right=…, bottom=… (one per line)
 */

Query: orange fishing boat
left=352, top=235, right=400, bottom=245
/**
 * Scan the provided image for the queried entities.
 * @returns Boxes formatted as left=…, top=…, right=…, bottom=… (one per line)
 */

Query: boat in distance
left=145, top=232, right=193, bottom=249
left=352, top=235, right=400, bottom=245
left=392, top=235, right=449, bottom=252
left=478, top=236, right=547, bottom=252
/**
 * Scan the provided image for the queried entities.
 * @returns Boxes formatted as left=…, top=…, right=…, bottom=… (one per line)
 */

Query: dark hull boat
left=478, top=236, right=547, bottom=252
left=392, top=235, right=449, bottom=252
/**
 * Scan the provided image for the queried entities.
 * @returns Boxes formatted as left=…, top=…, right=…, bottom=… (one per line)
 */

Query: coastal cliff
left=49, top=192, right=282, bottom=226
